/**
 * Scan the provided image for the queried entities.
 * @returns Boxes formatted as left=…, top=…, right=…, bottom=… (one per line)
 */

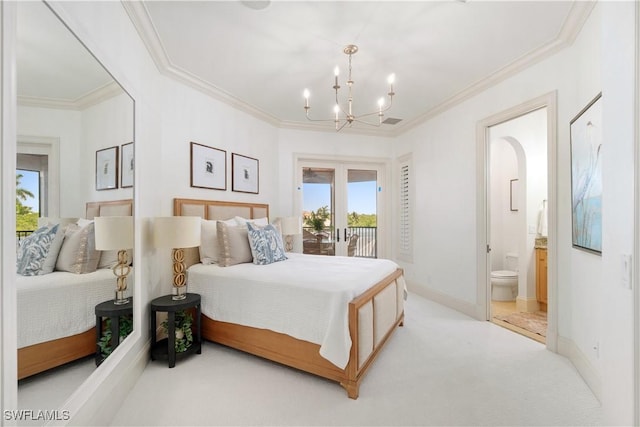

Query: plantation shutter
left=399, top=158, right=412, bottom=259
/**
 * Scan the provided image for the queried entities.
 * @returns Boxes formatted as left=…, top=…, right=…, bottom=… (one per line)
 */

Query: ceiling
left=16, top=1, right=122, bottom=110
left=17, top=1, right=594, bottom=133
left=127, top=0, right=594, bottom=136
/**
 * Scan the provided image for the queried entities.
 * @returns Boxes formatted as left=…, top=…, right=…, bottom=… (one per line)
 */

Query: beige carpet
left=495, top=311, right=548, bottom=337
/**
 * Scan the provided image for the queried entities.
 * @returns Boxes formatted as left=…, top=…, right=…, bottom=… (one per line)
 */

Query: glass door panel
left=345, top=169, right=378, bottom=258
left=302, top=167, right=335, bottom=256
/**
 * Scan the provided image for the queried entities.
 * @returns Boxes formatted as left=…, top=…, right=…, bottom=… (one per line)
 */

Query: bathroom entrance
left=484, top=102, right=551, bottom=345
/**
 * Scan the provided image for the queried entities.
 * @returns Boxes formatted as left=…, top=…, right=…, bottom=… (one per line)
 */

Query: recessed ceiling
left=129, top=0, right=593, bottom=136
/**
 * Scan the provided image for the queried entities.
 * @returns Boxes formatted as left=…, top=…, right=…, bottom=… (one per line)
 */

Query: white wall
left=81, top=92, right=135, bottom=205
left=17, top=106, right=84, bottom=216
left=599, top=1, right=636, bottom=423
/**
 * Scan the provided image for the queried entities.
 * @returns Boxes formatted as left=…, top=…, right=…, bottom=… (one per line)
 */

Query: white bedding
left=16, top=268, right=121, bottom=348
left=187, top=253, right=400, bottom=369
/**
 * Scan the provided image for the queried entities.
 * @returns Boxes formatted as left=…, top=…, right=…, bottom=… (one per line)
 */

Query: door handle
left=344, top=228, right=347, bottom=241
left=336, top=228, right=340, bottom=242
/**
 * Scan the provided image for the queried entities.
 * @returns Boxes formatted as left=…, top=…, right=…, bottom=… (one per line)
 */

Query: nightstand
left=95, top=298, right=133, bottom=366
left=150, top=293, right=202, bottom=368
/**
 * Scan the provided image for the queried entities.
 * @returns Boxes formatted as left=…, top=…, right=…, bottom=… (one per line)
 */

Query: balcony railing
left=302, top=226, right=377, bottom=258
left=17, top=230, right=34, bottom=242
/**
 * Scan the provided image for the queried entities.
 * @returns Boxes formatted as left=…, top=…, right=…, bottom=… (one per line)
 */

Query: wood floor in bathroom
left=491, top=300, right=546, bottom=344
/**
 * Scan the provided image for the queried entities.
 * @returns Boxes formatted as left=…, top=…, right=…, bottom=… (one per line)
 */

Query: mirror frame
left=1, top=0, right=143, bottom=419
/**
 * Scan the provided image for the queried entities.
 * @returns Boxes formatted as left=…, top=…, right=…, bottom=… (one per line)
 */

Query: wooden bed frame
left=17, top=199, right=133, bottom=380
left=174, top=198, right=405, bottom=399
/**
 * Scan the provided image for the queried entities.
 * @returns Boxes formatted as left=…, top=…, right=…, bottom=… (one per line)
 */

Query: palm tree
left=16, top=173, right=35, bottom=215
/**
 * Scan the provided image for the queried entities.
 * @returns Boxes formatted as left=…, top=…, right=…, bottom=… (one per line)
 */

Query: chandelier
left=303, top=44, right=395, bottom=131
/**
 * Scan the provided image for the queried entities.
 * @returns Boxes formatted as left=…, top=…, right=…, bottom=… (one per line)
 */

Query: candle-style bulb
left=334, top=66, right=340, bottom=76
left=378, top=98, right=384, bottom=112
left=387, top=73, right=395, bottom=85
left=303, top=89, right=310, bottom=108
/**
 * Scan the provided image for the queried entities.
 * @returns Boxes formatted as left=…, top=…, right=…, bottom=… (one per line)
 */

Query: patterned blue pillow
left=246, top=222, right=287, bottom=265
left=16, top=224, right=60, bottom=276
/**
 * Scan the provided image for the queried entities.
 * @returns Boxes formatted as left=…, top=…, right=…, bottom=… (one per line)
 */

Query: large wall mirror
left=14, top=0, right=135, bottom=414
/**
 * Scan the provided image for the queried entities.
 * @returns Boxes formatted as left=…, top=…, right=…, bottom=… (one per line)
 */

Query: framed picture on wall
left=190, top=142, right=226, bottom=190
left=96, top=146, right=119, bottom=190
left=232, top=153, right=259, bottom=194
left=121, top=142, right=134, bottom=188
left=570, top=92, right=602, bottom=254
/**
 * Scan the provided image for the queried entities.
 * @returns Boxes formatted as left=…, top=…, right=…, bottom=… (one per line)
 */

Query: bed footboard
left=200, top=268, right=405, bottom=399
left=342, top=268, right=405, bottom=398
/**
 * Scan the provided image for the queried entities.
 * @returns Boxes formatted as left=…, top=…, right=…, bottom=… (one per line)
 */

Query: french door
left=297, top=158, right=385, bottom=258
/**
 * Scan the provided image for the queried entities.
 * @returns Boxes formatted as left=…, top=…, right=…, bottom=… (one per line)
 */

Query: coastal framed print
left=96, top=146, right=119, bottom=190
left=570, top=92, right=602, bottom=254
left=232, top=153, right=259, bottom=194
left=190, top=142, right=227, bottom=190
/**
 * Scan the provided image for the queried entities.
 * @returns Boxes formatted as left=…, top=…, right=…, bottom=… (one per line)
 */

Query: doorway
left=477, top=92, right=557, bottom=350
left=296, top=157, right=387, bottom=259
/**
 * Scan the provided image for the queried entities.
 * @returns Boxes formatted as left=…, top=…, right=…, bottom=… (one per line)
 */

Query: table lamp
left=280, top=216, right=302, bottom=252
left=153, top=216, right=201, bottom=300
left=94, top=216, right=134, bottom=305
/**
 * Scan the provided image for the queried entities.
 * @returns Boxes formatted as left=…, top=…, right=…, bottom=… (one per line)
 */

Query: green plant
left=305, top=206, right=330, bottom=232
left=161, top=310, right=193, bottom=353
left=97, top=315, right=133, bottom=363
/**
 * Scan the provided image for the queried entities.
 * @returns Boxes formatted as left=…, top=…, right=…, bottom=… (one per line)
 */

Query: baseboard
left=60, top=338, right=150, bottom=426
left=557, top=335, right=602, bottom=402
left=516, top=296, right=540, bottom=312
left=407, top=280, right=481, bottom=320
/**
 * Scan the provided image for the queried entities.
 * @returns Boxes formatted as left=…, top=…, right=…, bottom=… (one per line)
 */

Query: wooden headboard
left=85, top=199, right=133, bottom=219
left=173, top=198, right=269, bottom=221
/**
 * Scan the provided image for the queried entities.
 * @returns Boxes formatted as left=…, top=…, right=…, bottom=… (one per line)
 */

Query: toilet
left=491, top=253, right=518, bottom=301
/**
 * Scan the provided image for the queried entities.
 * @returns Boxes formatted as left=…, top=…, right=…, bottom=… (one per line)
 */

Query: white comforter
left=16, top=268, right=120, bottom=348
left=187, top=253, right=400, bottom=369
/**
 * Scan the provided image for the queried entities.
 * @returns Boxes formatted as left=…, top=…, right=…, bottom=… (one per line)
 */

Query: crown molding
left=125, top=0, right=596, bottom=138
left=398, top=0, right=596, bottom=135
left=17, top=81, right=124, bottom=110
left=122, top=0, right=281, bottom=127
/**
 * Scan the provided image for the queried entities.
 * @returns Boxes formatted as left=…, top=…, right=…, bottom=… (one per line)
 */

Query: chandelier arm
left=352, top=118, right=384, bottom=127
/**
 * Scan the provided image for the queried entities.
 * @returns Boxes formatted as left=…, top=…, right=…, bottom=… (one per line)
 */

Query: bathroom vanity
left=535, top=243, right=548, bottom=312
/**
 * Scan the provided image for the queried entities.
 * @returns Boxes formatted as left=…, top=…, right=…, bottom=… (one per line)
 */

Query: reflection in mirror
left=15, top=1, right=135, bottom=415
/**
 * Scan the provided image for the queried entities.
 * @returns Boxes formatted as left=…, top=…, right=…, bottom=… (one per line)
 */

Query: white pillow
left=234, top=216, right=269, bottom=227
left=217, top=222, right=253, bottom=267
left=55, top=220, right=100, bottom=274
left=199, top=218, right=236, bottom=264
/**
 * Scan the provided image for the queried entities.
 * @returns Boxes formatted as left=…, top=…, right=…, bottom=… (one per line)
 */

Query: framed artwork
left=96, top=146, right=119, bottom=190
left=510, top=179, right=518, bottom=212
left=121, top=142, right=134, bottom=188
left=570, top=92, right=602, bottom=254
left=190, top=142, right=226, bottom=190
left=232, top=153, right=259, bottom=194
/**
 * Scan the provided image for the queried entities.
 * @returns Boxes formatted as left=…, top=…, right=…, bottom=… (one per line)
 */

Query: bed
left=175, top=198, right=405, bottom=399
left=17, top=199, right=133, bottom=379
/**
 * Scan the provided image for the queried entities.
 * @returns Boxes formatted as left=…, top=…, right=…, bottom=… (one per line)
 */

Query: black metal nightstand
left=150, top=293, right=202, bottom=368
left=95, top=298, right=133, bottom=366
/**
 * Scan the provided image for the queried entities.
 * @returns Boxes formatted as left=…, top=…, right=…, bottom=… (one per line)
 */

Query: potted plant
left=97, top=315, right=133, bottom=363
left=306, top=206, right=330, bottom=238
left=161, top=310, right=194, bottom=353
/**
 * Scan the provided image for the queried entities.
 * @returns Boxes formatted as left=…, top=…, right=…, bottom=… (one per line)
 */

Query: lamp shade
left=280, top=216, right=302, bottom=236
left=94, top=216, right=134, bottom=250
left=153, top=216, right=201, bottom=249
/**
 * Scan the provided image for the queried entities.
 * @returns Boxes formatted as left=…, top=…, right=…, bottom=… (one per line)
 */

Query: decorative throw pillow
left=199, top=218, right=236, bottom=264
left=55, top=220, right=101, bottom=274
left=216, top=221, right=253, bottom=267
left=16, top=224, right=60, bottom=276
left=246, top=222, right=287, bottom=265
left=39, top=223, right=66, bottom=275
